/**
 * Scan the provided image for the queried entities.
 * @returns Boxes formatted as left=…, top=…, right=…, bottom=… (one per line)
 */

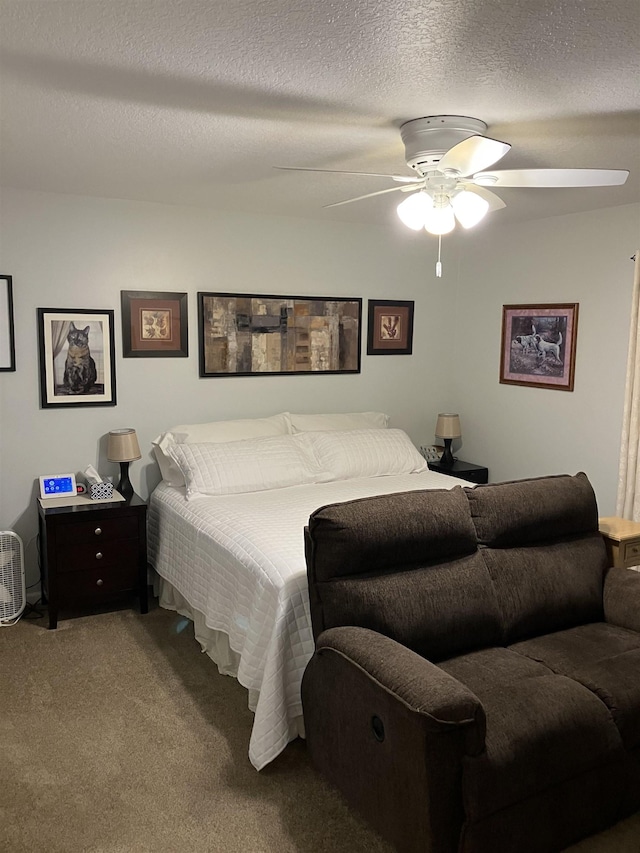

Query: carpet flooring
left=2, top=602, right=639, bottom=853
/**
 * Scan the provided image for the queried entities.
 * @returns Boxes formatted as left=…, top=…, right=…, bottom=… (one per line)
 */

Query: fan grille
left=0, top=531, right=26, bottom=625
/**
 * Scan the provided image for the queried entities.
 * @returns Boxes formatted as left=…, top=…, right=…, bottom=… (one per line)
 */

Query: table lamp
left=107, top=428, right=141, bottom=499
left=435, top=413, right=461, bottom=467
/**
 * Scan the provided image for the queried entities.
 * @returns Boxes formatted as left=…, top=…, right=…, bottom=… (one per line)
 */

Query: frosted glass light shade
left=397, top=191, right=432, bottom=230
left=452, top=190, right=489, bottom=228
left=423, top=204, right=455, bottom=235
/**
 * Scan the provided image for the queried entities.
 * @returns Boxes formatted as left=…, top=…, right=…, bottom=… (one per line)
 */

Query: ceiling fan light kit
left=276, top=115, right=629, bottom=276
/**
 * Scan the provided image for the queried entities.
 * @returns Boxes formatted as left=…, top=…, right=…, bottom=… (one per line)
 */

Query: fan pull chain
left=435, top=235, right=443, bottom=277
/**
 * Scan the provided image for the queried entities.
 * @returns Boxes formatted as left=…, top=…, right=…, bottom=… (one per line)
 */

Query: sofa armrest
left=316, top=625, right=486, bottom=748
left=604, top=566, right=640, bottom=632
left=302, top=626, right=486, bottom=853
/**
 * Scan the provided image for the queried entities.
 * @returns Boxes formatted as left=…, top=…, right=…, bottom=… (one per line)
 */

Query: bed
left=147, top=412, right=470, bottom=770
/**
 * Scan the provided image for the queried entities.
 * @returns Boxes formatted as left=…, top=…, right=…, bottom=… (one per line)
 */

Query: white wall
left=451, top=203, right=640, bottom=514
left=1, top=188, right=638, bottom=592
left=0, top=188, right=452, bottom=587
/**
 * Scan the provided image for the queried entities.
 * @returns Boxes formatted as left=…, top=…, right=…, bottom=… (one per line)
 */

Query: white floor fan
left=0, top=530, right=26, bottom=626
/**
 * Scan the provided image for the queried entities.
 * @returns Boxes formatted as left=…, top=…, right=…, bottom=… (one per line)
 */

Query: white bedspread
left=147, top=469, right=467, bottom=770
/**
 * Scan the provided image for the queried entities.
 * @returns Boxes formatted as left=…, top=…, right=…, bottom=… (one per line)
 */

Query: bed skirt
left=154, top=574, right=306, bottom=768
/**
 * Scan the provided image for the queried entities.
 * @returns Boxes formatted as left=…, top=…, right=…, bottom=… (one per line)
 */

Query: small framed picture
left=367, top=299, right=414, bottom=355
left=0, top=274, right=16, bottom=371
left=37, top=308, right=117, bottom=408
left=500, top=303, right=579, bottom=391
left=121, top=290, right=188, bottom=358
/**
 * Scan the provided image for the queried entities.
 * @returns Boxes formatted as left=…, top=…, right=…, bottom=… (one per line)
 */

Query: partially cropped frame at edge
left=0, top=275, right=16, bottom=371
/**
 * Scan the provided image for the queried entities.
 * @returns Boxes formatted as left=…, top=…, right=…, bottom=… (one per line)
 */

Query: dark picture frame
left=500, top=303, right=579, bottom=392
left=37, top=308, right=117, bottom=408
left=121, top=290, right=188, bottom=358
left=0, top=274, right=16, bottom=371
left=367, top=299, right=414, bottom=355
left=198, top=292, right=362, bottom=377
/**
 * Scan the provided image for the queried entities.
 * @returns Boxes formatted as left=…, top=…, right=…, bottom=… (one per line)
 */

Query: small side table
left=38, top=493, right=148, bottom=629
left=428, top=459, right=489, bottom=485
left=599, top=516, right=640, bottom=569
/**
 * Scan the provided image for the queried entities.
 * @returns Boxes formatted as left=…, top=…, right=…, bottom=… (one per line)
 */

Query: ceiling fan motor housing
left=401, top=116, right=488, bottom=175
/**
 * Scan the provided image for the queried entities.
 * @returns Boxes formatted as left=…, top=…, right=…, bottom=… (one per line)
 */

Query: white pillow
left=289, top=411, right=389, bottom=433
left=305, top=428, right=428, bottom=481
left=168, top=434, right=326, bottom=499
left=152, top=413, right=292, bottom=487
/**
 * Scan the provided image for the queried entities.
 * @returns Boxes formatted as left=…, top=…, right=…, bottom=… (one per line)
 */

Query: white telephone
left=420, top=445, right=443, bottom=463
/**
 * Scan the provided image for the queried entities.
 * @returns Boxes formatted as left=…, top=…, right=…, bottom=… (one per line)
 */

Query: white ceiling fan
left=276, top=115, right=629, bottom=274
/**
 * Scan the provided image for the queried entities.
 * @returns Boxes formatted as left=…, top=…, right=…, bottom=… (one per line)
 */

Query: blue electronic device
left=39, top=473, right=77, bottom=500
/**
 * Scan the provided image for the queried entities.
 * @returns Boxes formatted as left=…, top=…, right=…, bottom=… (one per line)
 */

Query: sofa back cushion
left=305, top=487, right=503, bottom=660
left=466, top=473, right=607, bottom=643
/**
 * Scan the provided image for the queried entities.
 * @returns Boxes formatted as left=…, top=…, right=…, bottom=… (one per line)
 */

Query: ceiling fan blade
left=323, top=184, right=417, bottom=209
left=460, top=184, right=506, bottom=211
left=438, top=136, right=511, bottom=177
left=274, top=166, right=421, bottom=183
left=472, top=168, right=630, bottom=188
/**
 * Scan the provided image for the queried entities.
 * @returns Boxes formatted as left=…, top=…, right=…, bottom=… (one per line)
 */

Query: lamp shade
left=435, top=413, right=462, bottom=440
left=107, top=428, right=141, bottom=463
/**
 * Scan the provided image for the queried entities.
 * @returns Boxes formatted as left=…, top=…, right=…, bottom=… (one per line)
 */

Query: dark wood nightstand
left=427, top=459, right=489, bottom=484
left=38, top=493, right=148, bottom=629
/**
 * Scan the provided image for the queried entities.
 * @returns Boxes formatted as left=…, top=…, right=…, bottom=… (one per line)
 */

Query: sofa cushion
left=510, top=623, right=640, bottom=749
left=459, top=673, right=628, bottom=822
left=439, top=646, right=553, bottom=695
left=316, top=551, right=503, bottom=662
left=306, top=487, right=504, bottom=656
left=464, top=473, right=608, bottom=644
left=307, top=486, right=477, bottom=581
left=465, top=472, right=599, bottom=547
left=481, top=537, right=606, bottom=643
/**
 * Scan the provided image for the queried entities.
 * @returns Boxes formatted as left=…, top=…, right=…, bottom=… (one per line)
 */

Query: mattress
left=147, top=469, right=468, bottom=769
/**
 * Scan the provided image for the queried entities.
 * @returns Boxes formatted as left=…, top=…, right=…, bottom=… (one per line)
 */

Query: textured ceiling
left=1, top=0, right=639, bottom=229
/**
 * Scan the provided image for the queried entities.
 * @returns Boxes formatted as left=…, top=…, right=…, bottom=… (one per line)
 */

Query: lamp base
left=440, top=439, right=455, bottom=467
left=116, top=461, right=134, bottom=501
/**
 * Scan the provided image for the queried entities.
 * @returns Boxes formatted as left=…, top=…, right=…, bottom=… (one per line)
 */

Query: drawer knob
left=96, top=579, right=104, bottom=586
left=95, top=552, right=103, bottom=560
left=94, top=527, right=102, bottom=536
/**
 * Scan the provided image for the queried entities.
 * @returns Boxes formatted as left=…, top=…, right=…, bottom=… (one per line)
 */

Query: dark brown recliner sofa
left=301, top=473, right=640, bottom=853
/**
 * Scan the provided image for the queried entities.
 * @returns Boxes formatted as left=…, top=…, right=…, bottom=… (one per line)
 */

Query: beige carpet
left=2, top=603, right=639, bottom=853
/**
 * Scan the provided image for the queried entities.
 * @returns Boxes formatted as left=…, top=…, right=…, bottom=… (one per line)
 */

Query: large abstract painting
left=198, top=292, right=362, bottom=377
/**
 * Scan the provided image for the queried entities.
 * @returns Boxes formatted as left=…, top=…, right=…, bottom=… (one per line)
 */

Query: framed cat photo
left=37, top=308, right=117, bottom=408
left=120, top=290, right=188, bottom=358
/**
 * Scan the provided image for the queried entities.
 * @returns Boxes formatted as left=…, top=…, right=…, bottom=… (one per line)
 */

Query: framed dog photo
left=121, top=290, right=188, bottom=358
left=37, top=308, right=117, bottom=408
left=500, top=303, right=579, bottom=392
left=367, top=299, right=414, bottom=355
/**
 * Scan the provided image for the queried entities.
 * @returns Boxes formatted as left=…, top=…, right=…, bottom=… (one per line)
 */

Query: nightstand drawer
left=56, top=564, right=138, bottom=600
left=458, top=468, right=488, bottom=484
left=55, top=514, right=139, bottom=546
left=622, top=539, right=640, bottom=565
left=57, top=539, right=139, bottom=573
